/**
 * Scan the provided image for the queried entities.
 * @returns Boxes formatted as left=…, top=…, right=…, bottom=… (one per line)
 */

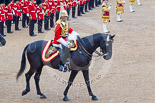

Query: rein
left=78, top=38, right=104, bottom=57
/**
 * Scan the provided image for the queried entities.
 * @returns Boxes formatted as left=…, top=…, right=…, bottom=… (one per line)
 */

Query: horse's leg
left=22, top=67, right=35, bottom=96
left=63, top=70, right=78, bottom=101
left=82, top=70, right=98, bottom=101
left=34, top=66, right=47, bottom=99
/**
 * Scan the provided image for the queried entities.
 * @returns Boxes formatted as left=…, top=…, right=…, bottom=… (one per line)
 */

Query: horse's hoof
left=92, top=96, right=98, bottom=101
left=22, top=89, right=30, bottom=96
left=40, top=94, right=47, bottom=99
left=63, top=96, right=70, bottom=101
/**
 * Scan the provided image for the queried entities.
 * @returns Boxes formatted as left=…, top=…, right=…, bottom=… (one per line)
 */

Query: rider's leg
left=59, top=45, right=70, bottom=72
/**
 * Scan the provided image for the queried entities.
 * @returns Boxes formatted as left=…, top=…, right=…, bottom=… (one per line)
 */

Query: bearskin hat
left=5, top=0, right=11, bottom=6
left=36, top=0, right=42, bottom=5
left=0, top=0, right=5, bottom=4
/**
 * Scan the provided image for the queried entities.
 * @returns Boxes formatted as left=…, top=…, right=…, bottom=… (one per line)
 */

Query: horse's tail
left=16, top=44, right=29, bottom=80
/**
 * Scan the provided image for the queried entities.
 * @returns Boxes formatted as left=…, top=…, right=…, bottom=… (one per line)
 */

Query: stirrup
left=59, top=65, right=67, bottom=72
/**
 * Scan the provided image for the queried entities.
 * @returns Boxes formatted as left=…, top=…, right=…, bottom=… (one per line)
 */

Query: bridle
left=78, top=35, right=111, bottom=58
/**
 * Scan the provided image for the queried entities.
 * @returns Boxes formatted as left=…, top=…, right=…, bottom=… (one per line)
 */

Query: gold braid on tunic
left=55, top=19, right=69, bottom=37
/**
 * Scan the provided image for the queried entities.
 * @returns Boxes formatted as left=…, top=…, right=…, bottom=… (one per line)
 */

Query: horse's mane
left=81, top=33, right=107, bottom=43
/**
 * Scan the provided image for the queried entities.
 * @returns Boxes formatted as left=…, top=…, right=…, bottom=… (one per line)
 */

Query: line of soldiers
left=101, top=0, right=142, bottom=33
left=0, top=0, right=103, bottom=37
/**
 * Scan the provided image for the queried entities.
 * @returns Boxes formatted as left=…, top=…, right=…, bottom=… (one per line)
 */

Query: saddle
left=42, top=40, right=78, bottom=63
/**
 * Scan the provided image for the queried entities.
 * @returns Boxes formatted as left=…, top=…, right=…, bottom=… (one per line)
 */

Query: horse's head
left=100, top=34, right=115, bottom=60
left=0, top=34, right=6, bottom=47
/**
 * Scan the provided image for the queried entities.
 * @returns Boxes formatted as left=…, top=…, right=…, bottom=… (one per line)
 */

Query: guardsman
left=36, top=0, right=44, bottom=33
left=21, top=0, right=29, bottom=28
left=116, top=0, right=125, bottom=22
left=13, top=0, right=21, bottom=31
left=101, top=0, right=111, bottom=33
left=5, top=0, right=14, bottom=33
left=136, top=0, right=142, bottom=6
left=0, top=0, right=6, bottom=37
left=66, top=0, right=72, bottom=20
left=85, top=0, right=89, bottom=12
left=48, top=0, right=55, bottom=28
left=10, top=0, right=15, bottom=24
left=129, top=0, right=136, bottom=12
left=55, top=0, right=61, bottom=21
left=42, top=0, right=51, bottom=30
left=72, top=0, right=77, bottom=18
left=28, top=0, right=37, bottom=36
left=53, top=9, right=79, bottom=72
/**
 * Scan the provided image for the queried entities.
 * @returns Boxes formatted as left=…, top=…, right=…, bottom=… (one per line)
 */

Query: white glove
left=68, top=31, right=80, bottom=41
left=57, top=38, right=70, bottom=48
left=27, top=13, right=29, bottom=17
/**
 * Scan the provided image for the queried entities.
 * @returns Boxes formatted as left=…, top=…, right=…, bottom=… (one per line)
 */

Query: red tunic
left=80, top=0, right=83, bottom=5
left=72, top=0, right=78, bottom=7
left=28, top=2, right=37, bottom=20
left=21, top=0, right=28, bottom=14
left=42, top=3, right=50, bottom=16
left=36, top=6, right=44, bottom=19
left=66, top=0, right=72, bottom=9
left=53, top=24, right=73, bottom=44
left=13, top=3, right=21, bottom=16
left=48, top=0, right=56, bottom=13
left=5, top=6, right=13, bottom=20
left=55, top=0, right=61, bottom=12
left=0, top=7, right=5, bottom=21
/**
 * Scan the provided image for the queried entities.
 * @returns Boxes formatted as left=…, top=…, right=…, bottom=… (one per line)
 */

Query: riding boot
left=59, top=45, right=70, bottom=72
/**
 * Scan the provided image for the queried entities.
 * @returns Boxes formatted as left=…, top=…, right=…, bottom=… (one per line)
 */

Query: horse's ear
left=111, top=35, right=115, bottom=40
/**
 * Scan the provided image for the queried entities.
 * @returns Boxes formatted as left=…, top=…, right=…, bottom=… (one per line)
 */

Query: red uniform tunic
left=5, top=6, right=13, bottom=20
left=13, top=3, right=21, bottom=16
left=28, top=2, right=37, bottom=20
left=42, top=3, right=50, bottom=16
left=48, top=0, right=56, bottom=14
left=72, top=0, right=78, bottom=7
left=10, top=1, right=15, bottom=9
left=83, top=0, right=86, bottom=4
left=66, top=0, right=72, bottom=9
left=55, top=0, right=61, bottom=12
left=33, top=0, right=37, bottom=7
left=36, top=6, right=44, bottom=19
left=53, top=22, right=73, bottom=44
left=0, top=7, right=5, bottom=22
left=21, top=0, right=28, bottom=14
left=80, top=0, right=83, bottom=5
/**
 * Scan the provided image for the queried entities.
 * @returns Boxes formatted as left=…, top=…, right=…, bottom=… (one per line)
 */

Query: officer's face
left=61, top=16, right=68, bottom=22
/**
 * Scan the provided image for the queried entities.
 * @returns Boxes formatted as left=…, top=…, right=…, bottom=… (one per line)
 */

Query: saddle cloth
left=42, top=40, right=78, bottom=62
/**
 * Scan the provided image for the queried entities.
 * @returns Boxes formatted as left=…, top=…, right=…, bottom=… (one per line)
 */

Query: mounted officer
left=53, top=7, right=79, bottom=72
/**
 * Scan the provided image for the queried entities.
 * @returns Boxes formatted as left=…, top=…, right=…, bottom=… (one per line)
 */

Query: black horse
left=16, top=33, right=115, bottom=101
left=0, top=34, right=6, bottom=47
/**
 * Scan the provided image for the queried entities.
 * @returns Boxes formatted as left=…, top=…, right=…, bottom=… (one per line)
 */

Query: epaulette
left=29, top=2, right=32, bottom=5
